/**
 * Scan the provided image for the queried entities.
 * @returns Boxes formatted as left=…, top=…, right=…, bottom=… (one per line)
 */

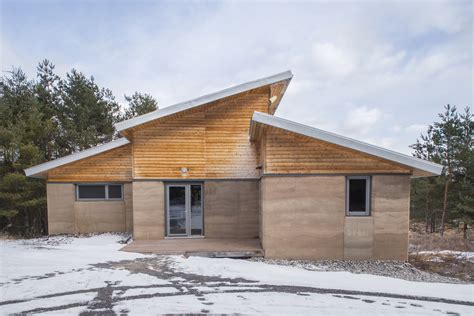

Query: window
left=346, top=176, right=371, bottom=216
left=108, top=185, right=123, bottom=199
left=76, top=184, right=123, bottom=200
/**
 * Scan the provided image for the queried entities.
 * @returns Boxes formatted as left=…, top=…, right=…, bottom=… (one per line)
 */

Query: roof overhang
left=250, top=111, right=443, bottom=177
left=115, top=70, right=293, bottom=134
left=24, top=138, right=130, bottom=179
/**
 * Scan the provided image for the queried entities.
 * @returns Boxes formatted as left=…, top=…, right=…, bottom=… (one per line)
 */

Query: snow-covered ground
left=0, top=234, right=473, bottom=315
left=416, top=250, right=474, bottom=261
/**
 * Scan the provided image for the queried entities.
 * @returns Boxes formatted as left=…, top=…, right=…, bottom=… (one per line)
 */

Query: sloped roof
left=25, top=71, right=293, bottom=178
left=115, top=70, right=293, bottom=132
left=250, top=111, right=443, bottom=176
left=24, top=138, right=130, bottom=178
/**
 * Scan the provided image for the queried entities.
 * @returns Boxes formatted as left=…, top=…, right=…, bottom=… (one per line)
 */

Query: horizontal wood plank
left=264, top=127, right=412, bottom=174
left=132, top=92, right=269, bottom=179
left=48, top=144, right=132, bottom=182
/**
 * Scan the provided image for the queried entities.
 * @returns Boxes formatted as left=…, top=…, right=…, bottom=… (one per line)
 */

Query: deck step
left=185, top=250, right=264, bottom=258
left=120, top=238, right=264, bottom=257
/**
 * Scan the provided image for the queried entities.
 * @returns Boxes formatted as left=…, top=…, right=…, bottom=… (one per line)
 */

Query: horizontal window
left=76, top=184, right=123, bottom=200
left=346, top=176, right=371, bottom=216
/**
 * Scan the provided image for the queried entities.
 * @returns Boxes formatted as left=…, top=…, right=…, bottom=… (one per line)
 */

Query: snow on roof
left=24, top=138, right=130, bottom=178
left=250, top=111, right=443, bottom=176
left=114, top=70, right=293, bottom=132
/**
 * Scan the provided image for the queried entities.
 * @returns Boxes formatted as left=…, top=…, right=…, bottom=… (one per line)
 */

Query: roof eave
left=24, top=138, right=131, bottom=178
left=251, top=111, right=443, bottom=177
left=115, top=70, right=293, bottom=133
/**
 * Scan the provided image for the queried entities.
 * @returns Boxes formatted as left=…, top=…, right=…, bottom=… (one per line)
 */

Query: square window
left=108, top=185, right=123, bottom=199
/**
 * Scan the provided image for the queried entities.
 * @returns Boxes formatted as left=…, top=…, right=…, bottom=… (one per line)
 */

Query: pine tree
left=123, top=92, right=158, bottom=119
left=0, top=61, right=140, bottom=236
left=0, top=68, right=48, bottom=235
left=411, top=105, right=473, bottom=235
left=35, top=59, right=62, bottom=160
left=58, top=69, right=121, bottom=152
left=455, top=107, right=474, bottom=222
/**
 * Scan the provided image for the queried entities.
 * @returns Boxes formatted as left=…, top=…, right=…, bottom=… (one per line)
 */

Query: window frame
left=76, top=184, right=124, bottom=201
left=165, top=182, right=204, bottom=237
left=345, top=176, right=371, bottom=216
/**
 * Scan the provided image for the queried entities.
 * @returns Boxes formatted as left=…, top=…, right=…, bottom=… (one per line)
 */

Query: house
left=25, top=71, right=442, bottom=260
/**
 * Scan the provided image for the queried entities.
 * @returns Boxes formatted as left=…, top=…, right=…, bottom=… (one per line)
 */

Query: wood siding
left=132, top=92, right=269, bottom=179
left=264, top=127, right=412, bottom=174
left=48, top=144, right=132, bottom=182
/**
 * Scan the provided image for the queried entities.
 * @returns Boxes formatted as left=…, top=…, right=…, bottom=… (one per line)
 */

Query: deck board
left=120, top=238, right=263, bottom=257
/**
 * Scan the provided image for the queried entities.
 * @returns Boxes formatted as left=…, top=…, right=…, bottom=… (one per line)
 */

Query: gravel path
left=249, top=258, right=467, bottom=284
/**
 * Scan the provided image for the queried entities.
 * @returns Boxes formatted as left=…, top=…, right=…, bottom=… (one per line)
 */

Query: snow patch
left=170, top=256, right=474, bottom=302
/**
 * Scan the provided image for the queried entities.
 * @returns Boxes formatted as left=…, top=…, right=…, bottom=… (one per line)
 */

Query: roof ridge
left=115, top=70, right=293, bottom=132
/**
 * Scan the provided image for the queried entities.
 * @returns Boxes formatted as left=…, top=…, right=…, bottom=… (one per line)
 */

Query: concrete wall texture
left=204, top=180, right=259, bottom=239
left=261, top=176, right=346, bottom=259
left=132, top=181, right=165, bottom=240
left=132, top=180, right=260, bottom=240
left=260, top=175, right=410, bottom=261
left=46, top=183, right=132, bottom=235
left=47, top=175, right=410, bottom=260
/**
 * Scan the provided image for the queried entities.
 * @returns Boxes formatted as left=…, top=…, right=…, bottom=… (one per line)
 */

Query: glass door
left=190, top=185, right=203, bottom=236
left=167, top=185, right=187, bottom=236
left=166, top=184, right=203, bottom=237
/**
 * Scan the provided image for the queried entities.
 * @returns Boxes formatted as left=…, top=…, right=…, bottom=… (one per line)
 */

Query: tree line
left=0, top=60, right=472, bottom=237
left=0, top=60, right=157, bottom=236
left=411, top=105, right=473, bottom=235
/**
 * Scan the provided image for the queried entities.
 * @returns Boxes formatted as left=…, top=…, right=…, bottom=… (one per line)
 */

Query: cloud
left=1, top=0, right=471, bottom=155
left=311, top=42, right=356, bottom=78
left=405, top=124, right=428, bottom=134
left=343, top=106, right=383, bottom=136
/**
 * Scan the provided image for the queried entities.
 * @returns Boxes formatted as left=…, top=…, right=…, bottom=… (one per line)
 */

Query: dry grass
left=409, top=222, right=473, bottom=282
left=410, top=231, right=472, bottom=253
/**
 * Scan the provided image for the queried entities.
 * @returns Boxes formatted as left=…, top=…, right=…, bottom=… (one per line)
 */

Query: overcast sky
left=1, top=0, right=472, bottom=154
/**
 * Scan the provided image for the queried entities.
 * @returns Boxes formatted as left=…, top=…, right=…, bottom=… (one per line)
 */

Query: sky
left=1, top=0, right=472, bottom=154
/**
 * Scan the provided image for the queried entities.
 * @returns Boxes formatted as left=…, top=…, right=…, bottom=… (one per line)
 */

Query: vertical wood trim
left=131, top=139, right=135, bottom=179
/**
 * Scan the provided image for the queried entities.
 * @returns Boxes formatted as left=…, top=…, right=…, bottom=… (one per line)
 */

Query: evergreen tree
left=58, top=70, right=121, bottom=152
left=455, top=107, right=474, bottom=221
left=123, top=92, right=158, bottom=119
left=0, top=68, right=47, bottom=235
left=0, top=60, right=145, bottom=236
left=35, top=59, right=62, bottom=160
left=411, top=105, right=473, bottom=235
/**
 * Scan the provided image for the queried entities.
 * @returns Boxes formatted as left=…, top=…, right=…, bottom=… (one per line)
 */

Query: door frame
left=165, top=182, right=204, bottom=237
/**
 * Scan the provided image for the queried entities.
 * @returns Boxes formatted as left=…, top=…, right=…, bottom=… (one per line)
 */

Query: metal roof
left=24, top=138, right=130, bottom=178
left=250, top=111, right=443, bottom=176
left=115, top=70, right=293, bottom=132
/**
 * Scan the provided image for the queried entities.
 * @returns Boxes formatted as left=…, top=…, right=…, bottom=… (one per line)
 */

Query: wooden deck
left=120, top=238, right=264, bottom=258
